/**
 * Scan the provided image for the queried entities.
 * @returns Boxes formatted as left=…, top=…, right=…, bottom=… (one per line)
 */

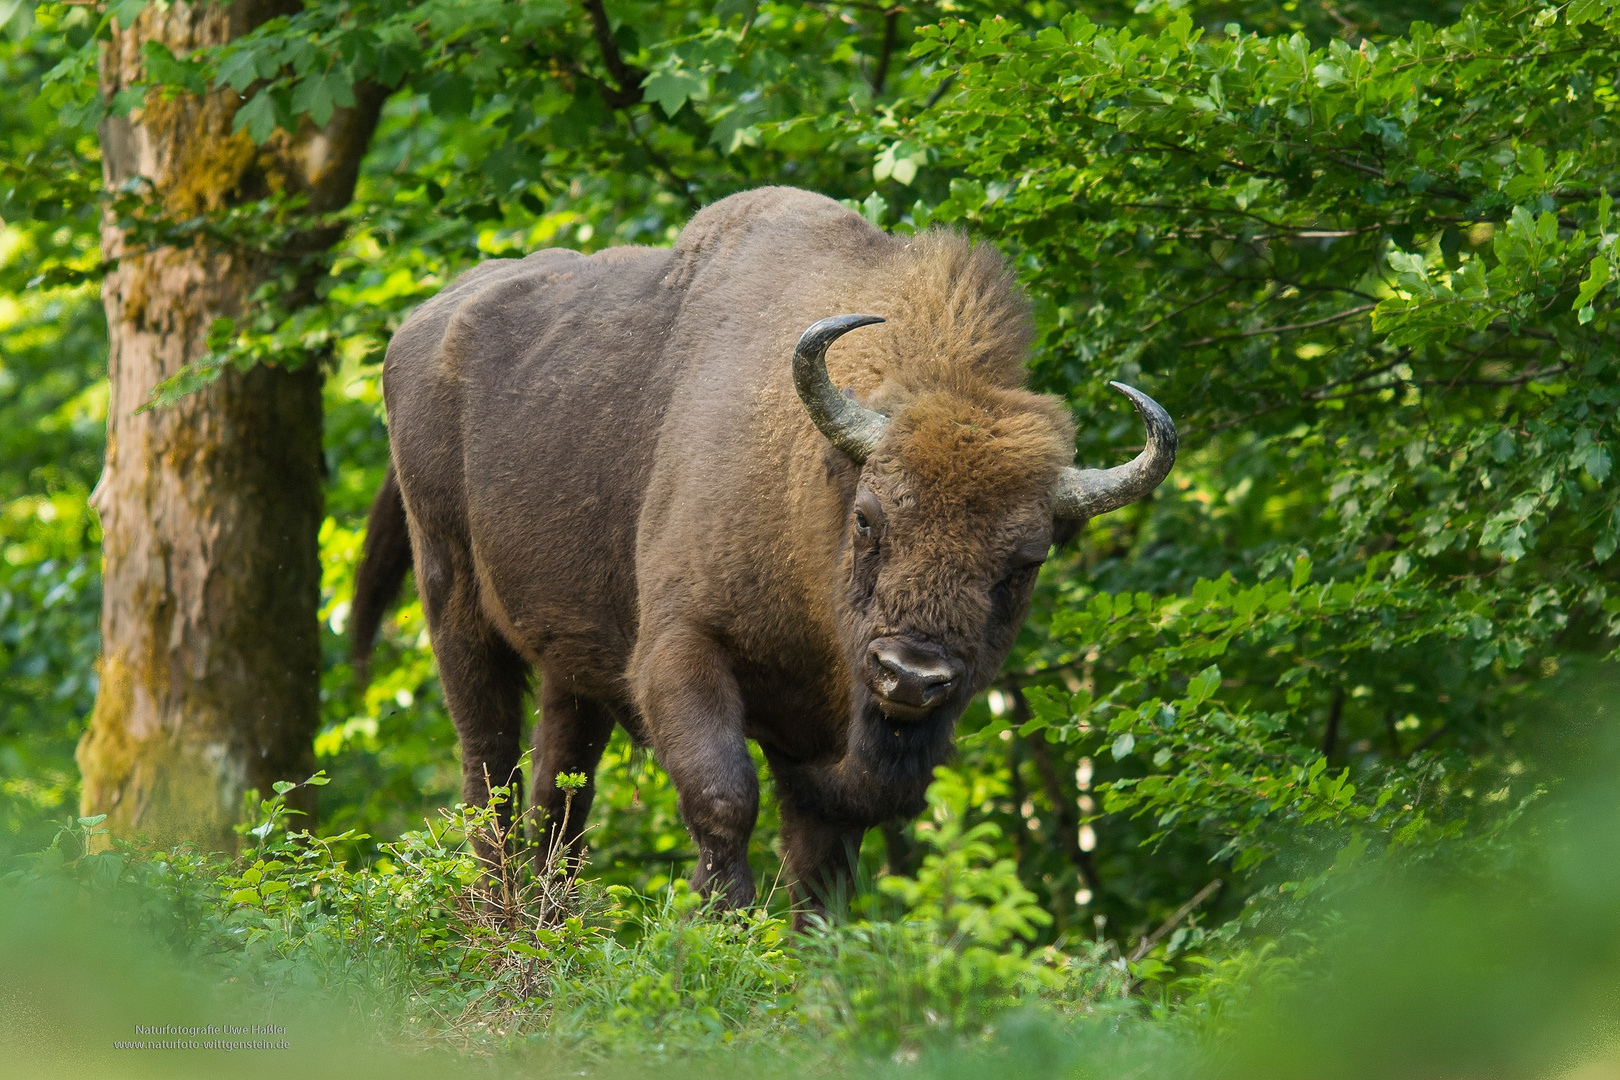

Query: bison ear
left=1051, top=516, right=1083, bottom=549
left=793, top=314, right=890, bottom=463
left=1053, top=382, right=1177, bottom=523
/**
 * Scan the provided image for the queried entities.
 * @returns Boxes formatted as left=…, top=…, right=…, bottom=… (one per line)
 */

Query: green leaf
left=1584, top=446, right=1612, bottom=484
left=372, top=40, right=421, bottom=88
left=1312, top=62, right=1347, bottom=87
left=293, top=68, right=347, bottom=128
left=1332, top=831, right=1370, bottom=871
left=109, top=0, right=146, bottom=29
left=215, top=49, right=262, bottom=92
left=1186, top=665, right=1222, bottom=705
left=859, top=191, right=888, bottom=227
left=110, top=87, right=146, bottom=118
left=1020, top=685, right=1072, bottom=734
left=642, top=68, right=706, bottom=118
left=0, top=0, right=31, bottom=36
left=88, top=853, right=124, bottom=887
left=1568, top=0, right=1613, bottom=24
left=427, top=72, right=473, bottom=117
left=291, top=72, right=336, bottom=127
left=874, top=141, right=928, bottom=186
left=1291, top=555, right=1313, bottom=589
left=1596, top=506, right=1620, bottom=562
left=142, top=41, right=206, bottom=95
left=232, top=89, right=278, bottom=144
left=1574, top=256, right=1610, bottom=309
left=205, top=317, right=235, bottom=351
left=1111, top=732, right=1136, bottom=760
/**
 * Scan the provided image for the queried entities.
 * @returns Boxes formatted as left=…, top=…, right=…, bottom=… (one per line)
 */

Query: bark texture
left=78, top=1, right=383, bottom=850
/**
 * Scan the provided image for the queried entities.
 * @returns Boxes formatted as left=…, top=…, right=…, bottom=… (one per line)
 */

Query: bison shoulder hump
left=666, top=187, right=888, bottom=289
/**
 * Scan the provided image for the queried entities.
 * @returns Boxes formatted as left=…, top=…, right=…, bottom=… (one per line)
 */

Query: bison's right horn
left=1052, top=382, right=1177, bottom=522
left=793, top=314, right=890, bottom=463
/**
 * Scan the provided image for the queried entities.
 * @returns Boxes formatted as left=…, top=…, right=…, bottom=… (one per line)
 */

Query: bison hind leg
left=411, top=532, right=531, bottom=876
left=432, top=622, right=531, bottom=875
left=531, top=680, right=616, bottom=869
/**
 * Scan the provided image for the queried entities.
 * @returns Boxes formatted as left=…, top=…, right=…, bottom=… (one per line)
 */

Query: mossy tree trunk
left=77, top=1, right=384, bottom=850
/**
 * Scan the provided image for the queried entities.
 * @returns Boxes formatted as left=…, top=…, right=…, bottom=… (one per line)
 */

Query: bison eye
left=1000, top=558, right=1044, bottom=589
left=852, top=490, right=884, bottom=542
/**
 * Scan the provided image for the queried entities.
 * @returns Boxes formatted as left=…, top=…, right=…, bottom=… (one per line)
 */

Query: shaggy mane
left=860, top=230, right=1034, bottom=391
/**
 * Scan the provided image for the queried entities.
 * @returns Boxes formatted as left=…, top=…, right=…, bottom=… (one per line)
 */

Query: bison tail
left=349, top=463, right=412, bottom=687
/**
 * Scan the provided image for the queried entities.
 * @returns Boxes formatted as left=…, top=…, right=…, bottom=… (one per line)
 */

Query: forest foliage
left=3, top=0, right=1620, bottom=1065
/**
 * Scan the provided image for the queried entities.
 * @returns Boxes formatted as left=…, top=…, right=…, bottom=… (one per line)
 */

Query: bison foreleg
left=633, top=631, right=759, bottom=908
left=768, top=763, right=865, bottom=931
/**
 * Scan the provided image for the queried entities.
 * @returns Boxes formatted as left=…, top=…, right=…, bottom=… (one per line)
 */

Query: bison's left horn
left=793, top=314, right=890, bottom=463
left=1053, top=382, right=1177, bottom=522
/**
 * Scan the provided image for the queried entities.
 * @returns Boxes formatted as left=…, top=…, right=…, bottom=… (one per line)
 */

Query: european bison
left=351, top=186, right=1174, bottom=921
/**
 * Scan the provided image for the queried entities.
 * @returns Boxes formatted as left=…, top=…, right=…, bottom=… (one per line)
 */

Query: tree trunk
left=77, top=1, right=383, bottom=850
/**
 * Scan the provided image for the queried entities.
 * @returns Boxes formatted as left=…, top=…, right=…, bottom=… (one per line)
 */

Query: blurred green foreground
left=3, top=672, right=1618, bottom=1080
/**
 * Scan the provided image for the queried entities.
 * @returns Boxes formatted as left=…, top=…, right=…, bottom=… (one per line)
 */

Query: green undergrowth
left=8, top=723, right=1620, bottom=1080
left=0, top=766, right=1167, bottom=1077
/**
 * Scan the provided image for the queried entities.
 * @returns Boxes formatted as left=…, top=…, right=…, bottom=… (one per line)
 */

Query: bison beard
left=352, top=187, right=1174, bottom=927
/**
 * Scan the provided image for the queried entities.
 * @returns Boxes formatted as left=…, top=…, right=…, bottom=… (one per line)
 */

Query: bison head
left=793, top=314, right=1176, bottom=776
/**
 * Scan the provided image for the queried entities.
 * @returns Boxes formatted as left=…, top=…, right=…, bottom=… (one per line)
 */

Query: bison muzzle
left=350, top=187, right=1174, bottom=924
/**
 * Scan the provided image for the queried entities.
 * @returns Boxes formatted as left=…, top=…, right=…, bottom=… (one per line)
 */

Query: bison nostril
left=870, top=652, right=906, bottom=697
left=866, top=639, right=962, bottom=712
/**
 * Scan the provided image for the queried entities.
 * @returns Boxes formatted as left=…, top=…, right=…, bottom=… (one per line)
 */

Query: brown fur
left=356, top=188, right=1077, bottom=923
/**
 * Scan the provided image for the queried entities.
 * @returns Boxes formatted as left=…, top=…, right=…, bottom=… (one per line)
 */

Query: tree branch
left=1485, top=320, right=1556, bottom=341
left=1010, top=683, right=1101, bottom=897
left=1188, top=353, right=1567, bottom=443
left=1424, top=360, right=1570, bottom=388
left=582, top=0, right=645, bottom=108
left=624, top=112, right=701, bottom=211
left=1183, top=303, right=1376, bottom=347
left=1140, top=281, right=1235, bottom=333
left=921, top=72, right=956, bottom=110
left=871, top=8, right=899, bottom=96
left=1127, top=879, right=1222, bottom=964
left=1409, top=723, right=1450, bottom=755
left=1321, top=685, right=1345, bottom=759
